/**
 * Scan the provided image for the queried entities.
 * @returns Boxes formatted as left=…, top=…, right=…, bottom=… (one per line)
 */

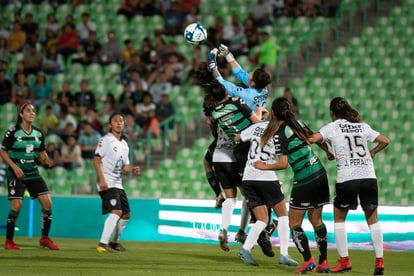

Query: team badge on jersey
left=110, top=199, right=117, bottom=206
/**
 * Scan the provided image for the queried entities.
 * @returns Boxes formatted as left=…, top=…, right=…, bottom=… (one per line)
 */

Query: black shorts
left=243, top=180, right=285, bottom=208
left=204, top=139, right=217, bottom=165
left=334, top=178, right=378, bottom=211
left=234, top=141, right=250, bottom=177
left=289, top=174, right=330, bottom=210
left=7, top=176, right=49, bottom=200
left=99, top=188, right=130, bottom=215
left=213, top=162, right=242, bottom=190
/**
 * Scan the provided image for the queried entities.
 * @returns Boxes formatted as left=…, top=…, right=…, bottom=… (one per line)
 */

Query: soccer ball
left=184, top=23, right=207, bottom=45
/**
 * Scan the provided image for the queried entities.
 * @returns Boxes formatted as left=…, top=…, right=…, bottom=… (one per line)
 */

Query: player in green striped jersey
left=1, top=103, right=59, bottom=250
left=254, top=97, right=334, bottom=273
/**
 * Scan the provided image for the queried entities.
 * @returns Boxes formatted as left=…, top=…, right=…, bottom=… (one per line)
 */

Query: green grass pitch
left=0, top=237, right=412, bottom=275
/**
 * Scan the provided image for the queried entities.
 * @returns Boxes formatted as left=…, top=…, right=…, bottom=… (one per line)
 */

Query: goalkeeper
left=208, top=44, right=271, bottom=111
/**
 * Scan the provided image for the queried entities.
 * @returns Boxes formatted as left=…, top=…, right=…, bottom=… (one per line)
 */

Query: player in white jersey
left=310, top=97, right=389, bottom=275
left=94, top=113, right=141, bottom=253
left=235, top=121, right=298, bottom=267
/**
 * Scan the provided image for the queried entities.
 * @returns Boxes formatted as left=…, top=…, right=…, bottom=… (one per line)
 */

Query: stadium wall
left=0, top=196, right=413, bottom=252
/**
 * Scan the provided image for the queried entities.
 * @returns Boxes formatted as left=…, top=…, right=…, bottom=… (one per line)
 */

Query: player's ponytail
left=330, top=97, right=362, bottom=123
left=261, top=97, right=311, bottom=147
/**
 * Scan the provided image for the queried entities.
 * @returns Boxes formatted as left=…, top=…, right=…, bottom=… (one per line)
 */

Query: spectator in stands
left=75, top=31, right=101, bottom=65
left=302, top=0, right=321, bottom=18
left=283, top=0, right=302, bottom=18
left=43, top=142, right=62, bottom=169
left=61, top=135, right=82, bottom=171
left=228, top=24, right=248, bottom=58
left=100, top=31, right=121, bottom=66
left=206, top=16, right=223, bottom=49
left=136, top=0, right=158, bottom=16
left=126, top=54, right=148, bottom=80
left=60, top=122, right=78, bottom=142
left=139, top=37, right=156, bottom=75
left=117, top=83, right=136, bottom=115
left=162, top=52, right=184, bottom=85
left=149, top=69, right=172, bottom=104
left=58, top=23, right=79, bottom=62
left=128, top=70, right=148, bottom=101
left=13, top=61, right=27, bottom=83
left=186, top=45, right=203, bottom=85
left=83, top=108, right=103, bottom=134
left=76, top=12, right=96, bottom=45
left=11, top=73, right=31, bottom=106
left=117, top=0, right=139, bottom=21
left=179, top=0, right=201, bottom=13
left=42, top=45, right=64, bottom=75
left=121, top=39, right=137, bottom=65
left=45, top=13, right=60, bottom=38
left=123, top=113, right=141, bottom=144
left=8, top=13, right=21, bottom=29
left=142, top=109, right=160, bottom=138
left=0, top=68, right=12, bottom=104
left=99, top=93, right=117, bottom=116
left=156, top=94, right=175, bottom=130
left=269, top=0, right=285, bottom=18
left=0, top=19, right=9, bottom=40
left=159, top=0, right=172, bottom=17
left=54, top=105, right=77, bottom=138
left=255, top=31, right=280, bottom=94
left=249, top=0, right=273, bottom=27
left=43, top=28, right=59, bottom=51
left=31, top=71, right=55, bottom=110
left=8, top=22, right=26, bottom=53
left=135, top=92, right=156, bottom=127
left=38, top=105, right=59, bottom=135
left=78, top=121, right=101, bottom=160
left=23, top=43, right=43, bottom=76
left=244, top=17, right=259, bottom=50
left=64, top=14, right=75, bottom=28
left=185, top=5, right=201, bottom=25
left=164, top=1, right=185, bottom=36
left=54, top=82, right=75, bottom=116
left=222, top=14, right=243, bottom=45
left=21, top=13, right=39, bottom=46
left=281, top=87, right=299, bottom=119
left=0, top=38, right=11, bottom=69
left=74, top=80, right=96, bottom=117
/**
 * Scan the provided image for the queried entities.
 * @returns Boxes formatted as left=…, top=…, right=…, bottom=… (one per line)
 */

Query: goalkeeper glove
left=208, top=48, right=218, bottom=72
left=218, top=44, right=235, bottom=63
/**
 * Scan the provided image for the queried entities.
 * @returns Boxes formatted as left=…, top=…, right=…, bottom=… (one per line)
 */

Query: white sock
left=369, top=222, right=383, bottom=258
left=221, top=198, right=236, bottom=230
left=334, top=222, right=348, bottom=257
left=243, top=220, right=267, bottom=251
left=239, top=198, right=250, bottom=232
left=100, top=213, right=120, bottom=244
left=278, top=216, right=290, bottom=256
left=111, top=219, right=128, bottom=243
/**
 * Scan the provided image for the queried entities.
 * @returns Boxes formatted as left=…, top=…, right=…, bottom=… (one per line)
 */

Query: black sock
left=314, top=223, right=328, bottom=264
left=6, top=210, right=19, bottom=241
left=206, top=171, right=221, bottom=197
left=41, top=209, right=52, bottom=236
left=291, top=225, right=312, bottom=261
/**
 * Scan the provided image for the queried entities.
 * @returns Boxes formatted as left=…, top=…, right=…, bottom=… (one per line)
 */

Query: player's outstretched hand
left=208, top=48, right=218, bottom=72
left=218, top=44, right=235, bottom=63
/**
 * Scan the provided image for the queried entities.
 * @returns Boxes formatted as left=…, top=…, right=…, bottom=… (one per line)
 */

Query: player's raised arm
left=218, top=44, right=239, bottom=69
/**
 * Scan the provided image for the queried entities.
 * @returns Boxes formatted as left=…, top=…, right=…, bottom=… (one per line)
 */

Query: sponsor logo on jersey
left=26, top=144, right=34, bottom=153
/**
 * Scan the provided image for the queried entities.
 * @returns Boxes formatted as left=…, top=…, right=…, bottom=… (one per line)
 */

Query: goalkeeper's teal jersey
left=275, top=122, right=326, bottom=186
left=1, top=125, right=45, bottom=180
left=216, top=65, right=268, bottom=111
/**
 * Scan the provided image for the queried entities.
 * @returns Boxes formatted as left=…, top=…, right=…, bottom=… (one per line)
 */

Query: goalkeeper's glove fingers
left=218, top=44, right=235, bottom=63
left=208, top=48, right=218, bottom=72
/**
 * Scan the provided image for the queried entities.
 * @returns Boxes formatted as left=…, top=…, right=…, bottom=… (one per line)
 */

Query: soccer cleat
left=235, top=229, right=247, bottom=244
left=237, top=248, right=259, bottom=266
left=257, top=231, right=274, bottom=257
left=330, top=256, right=352, bottom=272
left=279, top=255, right=299, bottom=266
left=218, top=229, right=230, bottom=252
left=39, top=236, right=60, bottom=250
left=96, top=242, right=118, bottom=253
left=265, top=219, right=279, bottom=236
left=109, top=242, right=126, bottom=252
left=5, top=239, right=20, bottom=250
left=315, top=259, right=330, bottom=273
left=373, top=257, right=384, bottom=275
left=293, top=256, right=316, bottom=274
left=214, top=193, right=225, bottom=209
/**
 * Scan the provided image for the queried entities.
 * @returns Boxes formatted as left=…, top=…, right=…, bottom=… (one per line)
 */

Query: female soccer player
left=94, top=112, right=140, bottom=253
left=254, top=97, right=333, bottom=273
left=235, top=119, right=298, bottom=267
left=309, top=97, right=389, bottom=275
left=1, top=102, right=59, bottom=250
